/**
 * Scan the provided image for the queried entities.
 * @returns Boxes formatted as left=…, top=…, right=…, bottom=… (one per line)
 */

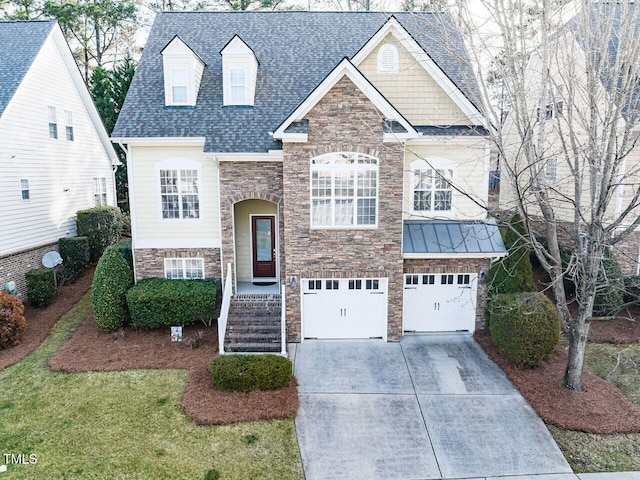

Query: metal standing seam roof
left=0, top=20, right=56, bottom=119
left=403, top=220, right=506, bottom=256
left=112, top=11, right=483, bottom=153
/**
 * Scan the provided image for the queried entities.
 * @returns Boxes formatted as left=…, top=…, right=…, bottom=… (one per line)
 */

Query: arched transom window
left=310, top=152, right=378, bottom=227
left=377, top=44, right=398, bottom=74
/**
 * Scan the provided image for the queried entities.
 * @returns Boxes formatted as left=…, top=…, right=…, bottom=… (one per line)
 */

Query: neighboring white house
left=0, top=20, right=119, bottom=297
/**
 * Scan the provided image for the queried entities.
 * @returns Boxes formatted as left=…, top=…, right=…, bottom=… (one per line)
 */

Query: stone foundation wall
left=134, top=248, right=221, bottom=281
left=0, top=243, right=59, bottom=299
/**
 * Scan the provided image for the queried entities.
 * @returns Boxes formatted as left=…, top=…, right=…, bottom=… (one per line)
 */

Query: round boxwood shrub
left=92, top=244, right=133, bottom=333
left=488, top=292, right=560, bottom=368
left=209, top=354, right=292, bottom=393
left=25, top=267, right=56, bottom=307
left=0, top=291, right=27, bottom=349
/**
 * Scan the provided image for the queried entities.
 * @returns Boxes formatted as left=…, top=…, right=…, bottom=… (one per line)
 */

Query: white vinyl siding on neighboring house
left=310, top=152, right=378, bottom=228
left=48, top=105, right=57, bottom=139
left=65, top=110, right=74, bottom=141
left=20, top=179, right=29, bottom=200
left=160, top=168, right=200, bottom=219
left=164, top=258, right=204, bottom=279
left=94, top=177, right=107, bottom=206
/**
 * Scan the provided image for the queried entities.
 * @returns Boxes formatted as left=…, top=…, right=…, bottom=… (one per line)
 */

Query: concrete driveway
left=293, top=334, right=573, bottom=480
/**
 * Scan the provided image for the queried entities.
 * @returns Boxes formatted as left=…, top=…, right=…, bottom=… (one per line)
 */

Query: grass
left=549, top=342, right=640, bottom=473
left=0, top=293, right=303, bottom=480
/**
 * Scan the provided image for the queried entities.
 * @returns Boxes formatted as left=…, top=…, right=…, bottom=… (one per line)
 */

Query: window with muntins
left=377, top=44, right=398, bottom=73
left=164, top=258, right=204, bottom=279
left=229, top=68, right=246, bottom=104
left=65, top=110, right=74, bottom=141
left=94, top=177, right=107, bottom=206
left=160, top=169, right=200, bottom=219
left=544, top=157, right=558, bottom=182
left=413, top=168, right=453, bottom=212
left=310, top=152, right=378, bottom=227
left=20, top=179, right=29, bottom=200
left=171, top=68, right=188, bottom=103
left=48, top=106, right=57, bottom=139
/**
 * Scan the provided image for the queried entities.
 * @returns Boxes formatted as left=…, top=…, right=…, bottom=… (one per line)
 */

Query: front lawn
left=0, top=293, right=303, bottom=479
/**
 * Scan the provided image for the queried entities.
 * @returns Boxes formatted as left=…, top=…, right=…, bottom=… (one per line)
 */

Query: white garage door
left=403, top=273, right=477, bottom=333
left=302, top=278, right=388, bottom=340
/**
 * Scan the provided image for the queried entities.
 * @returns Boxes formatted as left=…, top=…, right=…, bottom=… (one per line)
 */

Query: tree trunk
left=563, top=319, right=589, bottom=391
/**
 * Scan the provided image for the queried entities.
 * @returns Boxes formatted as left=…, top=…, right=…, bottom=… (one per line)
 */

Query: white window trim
left=409, top=157, right=456, bottom=216
left=93, top=177, right=108, bottom=206
left=377, top=43, right=399, bottom=74
left=309, top=152, right=379, bottom=229
left=543, top=157, right=558, bottom=182
left=65, top=109, right=74, bottom=141
left=163, top=258, right=206, bottom=280
left=228, top=67, right=247, bottom=105
left=48, top=105, right=58, bottom=139
left=20, top=179, right=30, bottom=201
left=155, top=158, right=203, bottom=223
left=170, top=67, right=189, bottom=105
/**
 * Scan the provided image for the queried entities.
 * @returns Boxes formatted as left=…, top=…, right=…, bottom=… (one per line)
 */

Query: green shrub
left=209, top=354, right=292, bottom=393
left=488, top=292, right=560, bottom=368
left=76, top=206, right=124, bottom=262
left=112, top=238, right=133, bottom=268
left=126, top=278, right=220, bottom=329
left=487, top=214, right=536, bottom=298
left=92, top=244, right=133, bottom=333
left=203, top=469, right=220, bottom=480
left=593, top=248, right=625, bottom=317
left=58, top=236, right=90, bottom=283
left=623, top=275, right=640, bottom=304
left=0, top=291, right=27, bottom=349
left=25, top=268, right=56, bottom=307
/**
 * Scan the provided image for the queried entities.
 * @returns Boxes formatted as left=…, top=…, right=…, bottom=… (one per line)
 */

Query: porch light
left=290, top=276, right=297, bottom=289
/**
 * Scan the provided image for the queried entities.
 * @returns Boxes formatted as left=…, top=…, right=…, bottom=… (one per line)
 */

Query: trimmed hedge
left=58, top=236, right=90, bottom=283
left=76, top=206, right=124, bottom=262
left=126, top=278, right=220, bottom=329
left=111, top=238, right=133, bottom=268
left=0, top=291, right=27, bottom=349
left=593, top=248, right=625, bottom=317
left=25, top=268, right=56, bottom=307
left=92, top=244, right=133, bottom=333
left=209, top=354, right=292, bottom=393
left=488, top=292, right=560, bottom=368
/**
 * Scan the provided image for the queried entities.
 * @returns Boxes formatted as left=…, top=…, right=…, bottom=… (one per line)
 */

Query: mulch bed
left=0, top=266, right=95, bottom=371
left=475, top=329, right=640, bottom=434
left=49, top=316, right=299, bottom=425
left=589, top=310, right=640, bottom=344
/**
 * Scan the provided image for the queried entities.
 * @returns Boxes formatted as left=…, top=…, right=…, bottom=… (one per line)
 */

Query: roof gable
left=273, top=58, right=417, bottom=141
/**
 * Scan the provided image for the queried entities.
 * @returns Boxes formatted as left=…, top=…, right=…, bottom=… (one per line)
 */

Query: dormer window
left=377, top=44, right=398, bottom=74
left=221, top=35, right=258, bottom=106
left=161, top=36, right=205, bottom=107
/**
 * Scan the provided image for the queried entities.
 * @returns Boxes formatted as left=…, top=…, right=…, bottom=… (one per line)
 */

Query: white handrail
left=218, top=262, right=233, bottom=355
left=280, top=283, right=287, bottom=356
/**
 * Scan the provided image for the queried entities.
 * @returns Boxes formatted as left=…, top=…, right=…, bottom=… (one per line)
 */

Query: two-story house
left=0, top=20, right=119, bottom=297
left=112, top=11, right=506, bottom=351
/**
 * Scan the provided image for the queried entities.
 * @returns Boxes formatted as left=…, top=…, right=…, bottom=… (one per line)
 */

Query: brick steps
left=224, top=294, right=283, bottom=354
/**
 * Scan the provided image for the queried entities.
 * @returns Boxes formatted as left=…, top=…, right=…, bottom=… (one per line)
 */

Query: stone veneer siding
left=403, top=258, right=492, bottom=330
left=218, top=162, right=285, bottom=286
left=283, top=76, right=405, bottom=342
left=134, top=248, right=221, bottom=281
left=0, top=242, right=59, bottom=299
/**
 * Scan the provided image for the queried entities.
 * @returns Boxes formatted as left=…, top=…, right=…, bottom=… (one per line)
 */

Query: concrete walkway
left=293, top=334, right=573, bottom=480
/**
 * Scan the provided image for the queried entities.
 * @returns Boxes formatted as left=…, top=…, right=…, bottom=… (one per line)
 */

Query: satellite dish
left=42, top=251, right=63, bottom=268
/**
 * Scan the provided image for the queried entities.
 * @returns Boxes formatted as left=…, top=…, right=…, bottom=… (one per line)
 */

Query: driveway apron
left=294, top=334, right=572, bottom=480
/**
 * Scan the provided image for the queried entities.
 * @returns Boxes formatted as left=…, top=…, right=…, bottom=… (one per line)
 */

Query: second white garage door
left=403, top=273, right=478, bottom=333
left=302, top=278, right=388, bottom=340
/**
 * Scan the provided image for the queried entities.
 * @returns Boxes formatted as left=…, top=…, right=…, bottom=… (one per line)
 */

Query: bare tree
left=431, top=0, right=640, bottom=391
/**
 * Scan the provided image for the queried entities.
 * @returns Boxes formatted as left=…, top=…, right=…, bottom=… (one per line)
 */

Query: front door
left=252, top=215, right=276, bottom=278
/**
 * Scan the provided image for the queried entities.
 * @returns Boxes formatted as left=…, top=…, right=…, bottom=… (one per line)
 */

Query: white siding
left=129, top=145, right=221, bottom=246
left=0, top=32, right=115, bottom=257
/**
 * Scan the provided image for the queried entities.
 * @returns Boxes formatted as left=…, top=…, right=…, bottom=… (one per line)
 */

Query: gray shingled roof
left=0, top=20, right=55, bottom=118
left=113, top=11, right=482, bottom=153
left=403, top=220, right=506, bottom=256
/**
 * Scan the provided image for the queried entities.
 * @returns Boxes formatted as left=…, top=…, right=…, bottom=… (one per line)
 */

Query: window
left=48, top=106, right=57, bottom=139
left=164, top=258, right=204, bottom=279
left=20, top=179, right=29, bottom=200
left=544, top=157, right=557, bottom=182
left=377, top=44, right=398, bottom=73
left=229, top=68, right=246, bottom=104
left=171, top=68, right=188, bottom=103
left=65, top=110, right=74, bottom=141
left=457, top=274, right=470, bottom=285
left=348, top=279, right=362, bottom=290
left=365, top=279, right=379, bottom=290
left=537, top=88, right=564, bottom=121
left=308, top=280, right=322, bottom=290
left=326, top=280, right=339, bottom=290
left=406, top=275, right=419, bottom=285
left=94, top=177, right=107, bottom=206
left=422, top=275, right=435, bottom=285
left=160, top=169, right=199, bottom=219
left=311, top=152, right=378, bottom=227
left=413, top=168, right=453, bottom=212
left=441, top=274, right=454, bottom=285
